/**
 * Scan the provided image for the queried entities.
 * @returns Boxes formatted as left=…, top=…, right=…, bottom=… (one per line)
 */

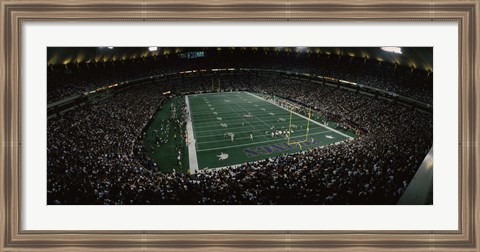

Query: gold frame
left=1, top=0, right=479, bottom=251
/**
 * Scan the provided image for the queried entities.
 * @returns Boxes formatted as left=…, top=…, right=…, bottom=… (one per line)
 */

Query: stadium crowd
left=47, top=85, right=166, bottom=204
left=48, top=53, right=432, bottom=104
left=48, top=73, right=432, bottom=205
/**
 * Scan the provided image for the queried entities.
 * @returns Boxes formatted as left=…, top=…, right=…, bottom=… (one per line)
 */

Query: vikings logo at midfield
left=216, top=152, right=229, bottom=160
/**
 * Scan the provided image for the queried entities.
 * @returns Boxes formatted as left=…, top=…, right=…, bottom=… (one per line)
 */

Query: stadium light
left=107, top=47, right=114, bottom=49
left=381, top=47, right=402, bottom=54
left=296, top=47, right=307, bottom=52
left=148, top=47, right=158, bottom=52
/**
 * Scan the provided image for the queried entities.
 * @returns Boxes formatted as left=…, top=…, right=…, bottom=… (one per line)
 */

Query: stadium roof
left=47, top=47, right=433, bottom=72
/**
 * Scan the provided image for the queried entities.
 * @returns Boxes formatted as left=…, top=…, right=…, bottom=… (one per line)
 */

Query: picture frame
left=1, top=0, right=478, bottom=251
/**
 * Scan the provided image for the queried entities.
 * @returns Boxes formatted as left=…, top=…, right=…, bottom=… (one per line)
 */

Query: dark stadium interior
left=47, top=47, right=433, bottom=205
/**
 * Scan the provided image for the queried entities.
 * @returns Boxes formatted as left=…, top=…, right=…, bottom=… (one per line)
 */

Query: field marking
left=220, top=97, right=271, bottom=143
left=197, top=131, right=344, bottom=153
left=193, top=113, right=291, bottom=126
left=197, top=130, right=331, bottom=146
left=190, top=92, right=356, bottom=169
left=195, top=123, right=323, bottom=138
left=185, top=96, right=199, bottom=174
left=194, top=117, right=309, bottom=131
left=199, top=138, right=352, bottom=170
left=192, top=108, right=286, bottom=120
left=191, top=91, right=243, bottom=96
left=245, top=92, right=354, bottom=139
left=197, top=137, right=291, bottom=152
left=230, top=99, right=278, bottom=131
left=197, top=130, right=333, bottom=152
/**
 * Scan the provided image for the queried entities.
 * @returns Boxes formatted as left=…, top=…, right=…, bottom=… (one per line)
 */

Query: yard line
left=197, top=130, right=331, bottom=145
left=197, top=130, right=333, bottom=152
left=188, top=91, right=242, bottom=97
left=192, top=112, right=290, bottom=124
left=195, top=121, right=318, bottom=136
left=245, top=92, right=354, bottom=139
left=185, top=96, right=199, bottom=173
left=196, top=127, right=324, bottom=142
left=196, top=128, right=262, bottom=138
left=192, top=107, right=286, bottom=116
left=194, top=117, right=310, bottom=130
left=196, top=126, right=285, bottom=138
left=193, top=92, right=318, bottom=134
left=229, top=96, right=275, bottom=130
left=220, top=97, right=270, bottom=142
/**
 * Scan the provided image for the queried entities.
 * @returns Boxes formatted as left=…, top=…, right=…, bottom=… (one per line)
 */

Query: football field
left=186, top=91, right=355, bottom=171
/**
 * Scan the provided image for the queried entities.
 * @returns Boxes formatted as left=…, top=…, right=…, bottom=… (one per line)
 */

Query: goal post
left=287, top=108, right=293, bottom=145
left=287, top=107, right=312, bottom=145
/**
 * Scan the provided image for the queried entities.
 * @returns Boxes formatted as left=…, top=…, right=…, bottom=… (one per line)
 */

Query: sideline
left=185, top=95, right=199, bottom=174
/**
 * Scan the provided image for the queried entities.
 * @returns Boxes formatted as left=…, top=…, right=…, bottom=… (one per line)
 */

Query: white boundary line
left=185, top=96, right=199, bottom=174
left=245, top=92, right=354, bottom=139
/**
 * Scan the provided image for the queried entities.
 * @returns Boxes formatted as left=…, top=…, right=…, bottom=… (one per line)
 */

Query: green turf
left=143, top=97, right=189, bottom=173
left=187, top=91, right=356, bottom=169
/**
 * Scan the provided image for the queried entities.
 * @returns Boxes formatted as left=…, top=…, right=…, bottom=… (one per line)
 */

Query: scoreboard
left=179, top=51, right=205, bottom=59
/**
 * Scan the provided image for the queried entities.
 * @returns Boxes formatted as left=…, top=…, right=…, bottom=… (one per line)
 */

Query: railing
left=397, top=147, right=433, bottom=205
